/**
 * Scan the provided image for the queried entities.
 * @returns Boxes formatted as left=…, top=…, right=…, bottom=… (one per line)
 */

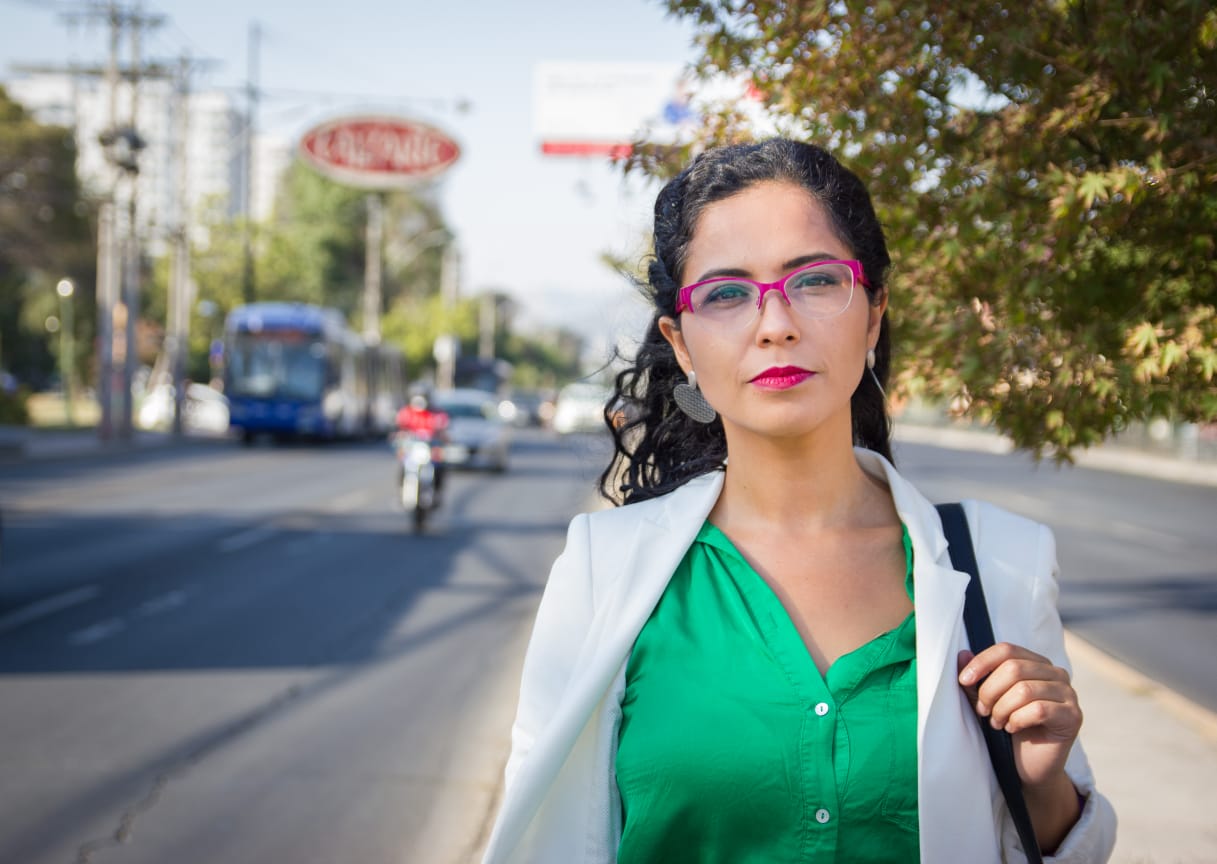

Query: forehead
left=683, top=181, right=847, bottom=281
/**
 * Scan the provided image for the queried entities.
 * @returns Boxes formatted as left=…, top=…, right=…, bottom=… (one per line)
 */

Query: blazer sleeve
left=503, top=512, right=595, bottom=791
left=998, top=521, right=1118, bottom=864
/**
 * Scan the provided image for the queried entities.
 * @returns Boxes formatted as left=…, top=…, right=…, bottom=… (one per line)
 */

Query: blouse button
left=814, top=702, right=830, bottom=716
left=816, top=808, right=831, bottom=824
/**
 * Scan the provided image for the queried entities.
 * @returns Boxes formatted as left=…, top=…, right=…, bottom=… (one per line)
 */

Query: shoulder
left=556, top=471, right=723, bottom=604
left=581, top=470, right=722, bottom=537
left=960, top=498, right=1054, bottom=575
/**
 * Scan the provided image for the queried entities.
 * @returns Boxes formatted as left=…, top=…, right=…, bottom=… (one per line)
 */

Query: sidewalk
left=0, top=424, right=209, bottom=464
left=1065, top=631, right=1217, bottom=863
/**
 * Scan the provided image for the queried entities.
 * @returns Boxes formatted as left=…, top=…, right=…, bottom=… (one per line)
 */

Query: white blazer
left=482, top=449, right=1117, bottom=863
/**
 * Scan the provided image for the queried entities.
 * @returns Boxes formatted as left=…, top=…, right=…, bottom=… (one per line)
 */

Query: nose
left=754, top=288, right=799, bottom=344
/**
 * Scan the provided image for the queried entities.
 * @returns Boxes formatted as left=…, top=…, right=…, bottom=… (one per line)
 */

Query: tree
left=638, top=0, right=1217, bottom=457
left=146, top=161, right=452, bottom=382
left=0, top=86, right=95, bottom=390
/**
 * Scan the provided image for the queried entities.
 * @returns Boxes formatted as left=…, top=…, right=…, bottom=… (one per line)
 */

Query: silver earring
left=866, top=349, right=887, bottom=399
left=673, top=370, right=717, bottom=423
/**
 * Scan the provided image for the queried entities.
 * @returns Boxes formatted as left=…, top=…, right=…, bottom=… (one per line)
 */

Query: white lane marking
left=0, top=585, right=101, bottom=636
left=135, top=588, right=192, bottom=617
left=68, top=617, right=127, bottom=646
left=286, top=534, right=332, bottom=556
left=218, top=524, right=279, bottom=553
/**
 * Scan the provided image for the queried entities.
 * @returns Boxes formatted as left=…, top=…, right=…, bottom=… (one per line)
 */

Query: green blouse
left=617, top=521, right=919, bottom=863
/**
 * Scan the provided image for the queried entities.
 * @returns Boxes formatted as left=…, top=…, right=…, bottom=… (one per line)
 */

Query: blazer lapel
left=489, top=471, right=725, bottom=862
left=859, top=451, right=1002, bottom=862
left=583, top=471, right=724, bottom=668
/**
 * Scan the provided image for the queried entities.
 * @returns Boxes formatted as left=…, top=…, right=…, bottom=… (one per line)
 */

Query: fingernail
left=960, top=668, right=976, bottom=685
left=991, top=717, right=1003, bottom=730
left=976, top=701, right=989, bottom=717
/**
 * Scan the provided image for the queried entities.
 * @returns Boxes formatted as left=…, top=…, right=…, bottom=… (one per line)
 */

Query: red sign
left=298, top=115, right=461, bottom=189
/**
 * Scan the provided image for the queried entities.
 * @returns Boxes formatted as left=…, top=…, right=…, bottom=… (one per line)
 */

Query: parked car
left=552, top=383, right=613, bottom=434
left=503, top=388, right=556, bottom=428
left=136, top=382, right=230, bottom=435
left=433, top=388, right=511, bottom=472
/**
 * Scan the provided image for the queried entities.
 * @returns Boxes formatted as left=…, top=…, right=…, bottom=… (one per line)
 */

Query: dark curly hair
left=599, top=138, right=893, bottom=505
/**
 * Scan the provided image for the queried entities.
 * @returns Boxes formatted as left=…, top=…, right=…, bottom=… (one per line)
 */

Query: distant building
left=4, top=71, right=288, bottom=250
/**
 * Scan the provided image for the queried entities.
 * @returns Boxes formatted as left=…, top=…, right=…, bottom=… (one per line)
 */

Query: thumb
left=957, top=649, right=982, bottom=710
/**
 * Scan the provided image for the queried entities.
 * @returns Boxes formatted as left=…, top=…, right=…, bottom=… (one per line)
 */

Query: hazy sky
left=1, top=0, right=701, bottom=355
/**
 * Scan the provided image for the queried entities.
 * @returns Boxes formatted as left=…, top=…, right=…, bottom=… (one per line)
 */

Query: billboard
left=532, top=62, right=696, bottom=157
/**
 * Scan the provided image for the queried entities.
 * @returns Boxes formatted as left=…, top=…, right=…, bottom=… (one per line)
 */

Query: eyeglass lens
left=689, top=262, right=855, bottom=326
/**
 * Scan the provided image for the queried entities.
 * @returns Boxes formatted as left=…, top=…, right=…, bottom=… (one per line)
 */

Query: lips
left=750, top=365, right=815, bottom=389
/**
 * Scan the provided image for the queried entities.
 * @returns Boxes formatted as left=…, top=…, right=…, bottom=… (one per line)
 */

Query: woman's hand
left=958, top=644, right=1085, bottom=852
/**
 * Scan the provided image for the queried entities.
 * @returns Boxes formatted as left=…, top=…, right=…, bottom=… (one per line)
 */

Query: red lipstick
left=750, top=365, right=814, bottom=390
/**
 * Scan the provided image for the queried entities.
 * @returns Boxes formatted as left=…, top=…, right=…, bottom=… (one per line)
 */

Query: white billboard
left=532, top=62, right=696, bottom=157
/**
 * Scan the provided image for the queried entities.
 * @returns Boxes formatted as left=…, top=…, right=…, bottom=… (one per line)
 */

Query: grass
left=24, top=392, right=102, bottom=430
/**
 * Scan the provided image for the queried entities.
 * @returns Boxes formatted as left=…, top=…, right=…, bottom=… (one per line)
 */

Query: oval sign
left=298, top=115, right=461, bottom=189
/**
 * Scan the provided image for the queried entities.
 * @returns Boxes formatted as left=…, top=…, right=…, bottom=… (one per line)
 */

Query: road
left=0, top=430, right=1213, bottom=863
left=0, top=429, right=609, bottom=864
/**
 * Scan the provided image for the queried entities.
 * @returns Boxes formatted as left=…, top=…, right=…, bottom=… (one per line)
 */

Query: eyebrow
left=693, top=252, right=839, bottom=283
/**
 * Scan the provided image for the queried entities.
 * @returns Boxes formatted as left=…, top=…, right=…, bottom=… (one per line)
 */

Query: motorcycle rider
left=395, top=388, right=449, bottom=502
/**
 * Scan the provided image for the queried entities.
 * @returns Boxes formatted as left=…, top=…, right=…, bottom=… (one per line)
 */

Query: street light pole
left=56, top=279, right=76, bottom=427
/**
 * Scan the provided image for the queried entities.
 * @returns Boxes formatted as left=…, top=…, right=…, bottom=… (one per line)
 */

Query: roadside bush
left=0, top=388, right=30, bottom=425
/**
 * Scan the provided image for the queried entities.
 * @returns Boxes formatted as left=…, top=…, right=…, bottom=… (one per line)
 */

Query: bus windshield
left=227, top=331, right=328, bottom=401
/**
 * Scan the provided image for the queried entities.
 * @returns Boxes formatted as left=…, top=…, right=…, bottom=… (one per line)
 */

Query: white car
left=552, top=383, right=613, bottom=434
left=137, top=382, right=230, bottom=435
left=433, top=388, right=512, bottom=472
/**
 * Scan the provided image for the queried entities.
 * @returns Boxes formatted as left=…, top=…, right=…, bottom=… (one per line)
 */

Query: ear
left=658, top=315, right=693, bottom=375
left=866, top=291, right=888, bottom=350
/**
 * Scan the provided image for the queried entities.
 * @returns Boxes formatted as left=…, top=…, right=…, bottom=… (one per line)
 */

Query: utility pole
left=362, top=193, right=384, bottom=346
left=118, top=0, right=150, bottom=441
left=479, top=293, right=496, bottom=361
left=240, top=20, right=261, bottom=304
left=435, top=244, right=461, bottom=390
left=169, top=54, right=192, bottom=437
left=49, top=1, right=164, bottom=441
left=97, top=1, right=122, bottom=441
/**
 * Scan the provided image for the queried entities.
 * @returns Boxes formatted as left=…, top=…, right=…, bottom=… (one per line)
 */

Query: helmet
left=408, top=385, right=432, bottom=411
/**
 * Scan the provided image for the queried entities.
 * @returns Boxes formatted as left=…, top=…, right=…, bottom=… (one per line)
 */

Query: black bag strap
left=936, top=503, right=1044, bottom=864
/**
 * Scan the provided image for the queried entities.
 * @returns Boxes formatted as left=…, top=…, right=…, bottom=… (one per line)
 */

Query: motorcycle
left=393, top=431, right=443, bottom=532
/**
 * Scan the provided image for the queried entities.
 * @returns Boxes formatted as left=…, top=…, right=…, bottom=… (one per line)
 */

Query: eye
left=786, top=264, right=845, bottom=294
left=696, top=280, right=754, bottom=308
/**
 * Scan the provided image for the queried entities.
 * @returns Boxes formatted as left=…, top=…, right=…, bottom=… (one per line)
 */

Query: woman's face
left=659, top=180, right=885, bottom=446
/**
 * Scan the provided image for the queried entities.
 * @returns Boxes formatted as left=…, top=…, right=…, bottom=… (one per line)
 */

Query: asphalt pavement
left=4, top=422, right=1216, bottom=863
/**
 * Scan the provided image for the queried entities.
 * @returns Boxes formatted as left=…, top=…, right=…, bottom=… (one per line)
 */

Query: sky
left=0, top=0, right=702, bottom=360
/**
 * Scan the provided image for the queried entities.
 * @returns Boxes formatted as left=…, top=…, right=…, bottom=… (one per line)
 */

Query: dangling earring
left=866, top=348, right=887, bottom=400
left=673, top=370, right=717, bottom=423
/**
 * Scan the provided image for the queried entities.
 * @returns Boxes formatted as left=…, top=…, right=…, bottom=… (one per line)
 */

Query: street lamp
left=55, top=278, right=76, bottom=427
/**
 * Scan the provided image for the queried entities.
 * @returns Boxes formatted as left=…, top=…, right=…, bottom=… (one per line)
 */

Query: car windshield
left=437, top=401, right=490, bottom=419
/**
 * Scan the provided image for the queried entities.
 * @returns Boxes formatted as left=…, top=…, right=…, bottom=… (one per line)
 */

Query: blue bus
left=223, top=303, right=404, bottom=442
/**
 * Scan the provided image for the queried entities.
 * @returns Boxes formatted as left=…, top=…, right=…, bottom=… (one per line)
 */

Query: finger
left=957, top=650, right=981, bottom=707
left=1003, top=696, right=1083, bottom=738
left=959, top=642, right=1053, bottom=689
left=987, top=679, right=1078, bottom=732
left=976, top=657, right=1071, bottom=717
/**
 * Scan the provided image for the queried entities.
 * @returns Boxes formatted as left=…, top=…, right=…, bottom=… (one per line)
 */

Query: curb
left=1063, top=630, right=1217, bottom=746
left=893, top=423, right=1217, bottom=488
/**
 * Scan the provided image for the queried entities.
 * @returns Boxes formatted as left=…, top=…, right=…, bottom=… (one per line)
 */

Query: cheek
left=682, top=329, right=736, bottom=376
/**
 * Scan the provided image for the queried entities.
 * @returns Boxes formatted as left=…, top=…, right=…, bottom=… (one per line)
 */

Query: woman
left=482, top=139, right=1116, bottom=863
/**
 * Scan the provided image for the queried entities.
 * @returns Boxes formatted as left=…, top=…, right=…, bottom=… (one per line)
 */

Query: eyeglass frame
left=675, top=259, right=871, bottom=321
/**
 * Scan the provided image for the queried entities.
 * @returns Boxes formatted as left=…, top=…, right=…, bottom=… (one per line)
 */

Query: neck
left=712, top=421, right=889, bottom=534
